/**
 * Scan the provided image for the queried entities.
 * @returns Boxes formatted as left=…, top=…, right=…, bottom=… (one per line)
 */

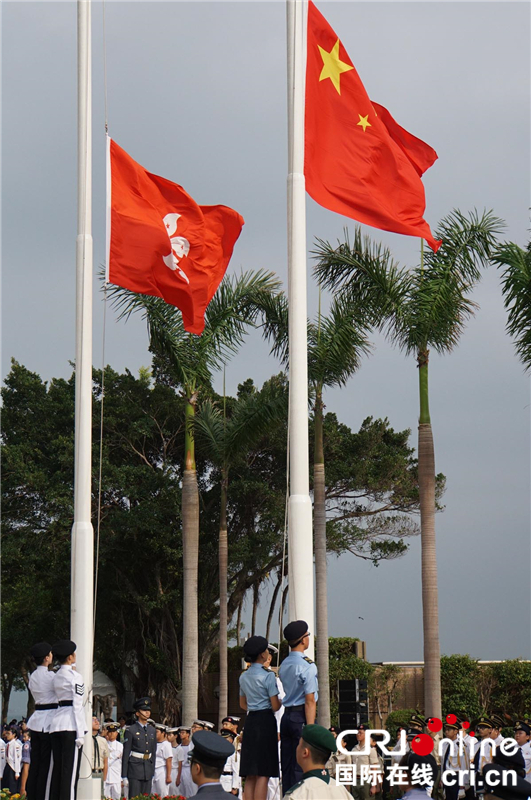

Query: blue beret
left=283, top=620, right=309, bottom=643
left=243, top=636, right=268, bottom=657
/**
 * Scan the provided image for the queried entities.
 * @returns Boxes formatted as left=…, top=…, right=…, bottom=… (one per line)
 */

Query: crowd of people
left=4, top=625, right=531, bottom=800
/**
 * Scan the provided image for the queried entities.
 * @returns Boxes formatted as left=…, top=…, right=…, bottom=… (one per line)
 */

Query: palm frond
left=105, top=284, right=208, bottom=388
left=390, top=209, right=505, bottom=355
left=312, top=227, right=410, bottom=328
left=494, top=240, right=531, bottom=370
left=308, top=295, right=372, bottom=388
left=200, top=270, right=281, bottom=372
left=258, top=292, right=290, bottom=365
left=194, top=400, right=226, bottom=465
left=226, top=381, right=288, bottom=454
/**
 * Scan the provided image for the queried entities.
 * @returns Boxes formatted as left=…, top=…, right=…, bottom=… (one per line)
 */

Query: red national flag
left=305, top=1, right=441, bottom=251
left=107, top=138, right=244, bottom=334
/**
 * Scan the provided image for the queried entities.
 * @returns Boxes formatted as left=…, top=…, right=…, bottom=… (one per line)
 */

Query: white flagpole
left=72, top=0, right=96, bottom=795
left=286, top=0, right=315, bottom=657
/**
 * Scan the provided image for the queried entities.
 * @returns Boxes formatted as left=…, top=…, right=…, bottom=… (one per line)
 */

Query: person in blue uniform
left=189, top=730, right=235, bottom=799
left=278, top=620, right=318, bottom=796
left=121, top=697, right=157, bottom=798
left=239, top=635, right=281, bottom=800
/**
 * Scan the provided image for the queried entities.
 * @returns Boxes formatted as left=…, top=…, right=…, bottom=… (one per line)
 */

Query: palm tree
left=107, top=270, right=280, bottom=724
left=314, top=210, right=503, bottom=717
left=195, top=379, right=287, bottom=728
left=263, top=292, right=370, bottom=726
left=494, top=240, right=531, bottom=368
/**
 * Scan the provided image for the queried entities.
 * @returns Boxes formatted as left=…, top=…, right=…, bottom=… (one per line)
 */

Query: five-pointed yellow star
left=318, top=39, right=353, bottom=95
left=357, top=114, right=371, bottom=132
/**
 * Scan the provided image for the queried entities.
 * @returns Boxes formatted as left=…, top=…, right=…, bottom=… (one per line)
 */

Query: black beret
left=191, top=730, right=234, bottom=769
left=30, top=642, right=52, bottom=661
left=52, top=640, right=76, bottom=658
left=133, top=697, right=151, bottom=711
left=283, top=620, right=309, bottom=643
left=243, top=635, right=269, bottom=657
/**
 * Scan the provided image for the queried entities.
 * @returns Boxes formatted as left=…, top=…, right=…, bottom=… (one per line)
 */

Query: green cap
left=301, top=724, right=337, bottom=757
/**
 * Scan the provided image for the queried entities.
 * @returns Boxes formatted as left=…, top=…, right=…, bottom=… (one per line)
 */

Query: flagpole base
left=77, top=776, right=101, bottom=800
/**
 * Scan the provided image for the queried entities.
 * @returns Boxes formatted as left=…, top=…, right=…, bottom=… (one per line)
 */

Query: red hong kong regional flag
left=305, top=1, right=441, bottom=251
left=106, top=138, right=245, bottom=334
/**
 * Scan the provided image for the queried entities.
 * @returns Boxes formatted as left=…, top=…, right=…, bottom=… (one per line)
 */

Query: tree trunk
left=182, top=393, right=199, bottom=725
left=314, top=387, right=331, bottom=727
left=218, top=473, right=229, bottom=729
left=1, top=675, right=13, bottom=723
left=251, top=582, right=259, bottom=636
left=236, top=598, right=243, bottom=647
left=417, top=353, right=441, bottom=718
left=266, top=573, right=282, bottom=642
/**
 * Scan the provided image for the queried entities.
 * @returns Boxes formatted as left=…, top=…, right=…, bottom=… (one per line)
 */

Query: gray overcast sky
left=2, top=1, right=530, bottom=663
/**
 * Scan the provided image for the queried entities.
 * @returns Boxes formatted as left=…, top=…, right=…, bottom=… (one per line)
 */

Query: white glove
left=75, top=738, right=84, bottom=748
left=122, top=778, right=128, bottom=785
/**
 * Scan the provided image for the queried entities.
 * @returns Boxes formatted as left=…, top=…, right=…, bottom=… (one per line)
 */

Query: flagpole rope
left=275, top=394, right=290, bottom=668
left=102, top=0, right=109, bottom=132
left=93, top=283, right=108, bottom=633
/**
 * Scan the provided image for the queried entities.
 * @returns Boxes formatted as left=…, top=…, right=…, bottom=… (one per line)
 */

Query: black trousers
left=280, top=706, right=306, bottom=795
left=50, top=731, right=82, bottom=800
left=129, top=777, right=153, bottom=797
left=1, top=764, right=20, bottom=794
left=27, top=730, right=53, bottom=800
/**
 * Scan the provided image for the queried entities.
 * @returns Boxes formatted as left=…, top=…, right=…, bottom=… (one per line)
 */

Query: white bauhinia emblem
left=162, top=213, right=190, bottom=284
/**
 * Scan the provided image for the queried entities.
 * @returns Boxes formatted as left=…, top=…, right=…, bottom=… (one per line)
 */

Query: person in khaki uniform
left=350, top=725, right=381, bottom=800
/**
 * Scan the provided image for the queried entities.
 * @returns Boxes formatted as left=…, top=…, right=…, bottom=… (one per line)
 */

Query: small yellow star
left=318, top=39, right=353, bottom=95
left=357, top=114, right=371, bottom=132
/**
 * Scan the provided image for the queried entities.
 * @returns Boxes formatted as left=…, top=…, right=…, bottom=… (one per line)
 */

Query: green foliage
left=440, top=654, right=482, bottom=721
left=107, top=270, right=281, bottom=392
left=319, top=414, right=446, bottom=564
left=328, top=638, right=373, bottom=725
left=385, top=709, right=418, bottom=740
left=2, top=359, right=432, bottom=714
left=484, top=660, right=531, bottom=720
left=494, top=240, right=531, bottom=371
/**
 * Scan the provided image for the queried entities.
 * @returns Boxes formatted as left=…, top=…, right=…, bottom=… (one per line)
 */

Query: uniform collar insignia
left=303, top=768, right=330, bottom=784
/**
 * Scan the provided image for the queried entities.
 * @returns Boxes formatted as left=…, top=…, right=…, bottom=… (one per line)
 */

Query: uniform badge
left=75, top=684, right=84, bottom=695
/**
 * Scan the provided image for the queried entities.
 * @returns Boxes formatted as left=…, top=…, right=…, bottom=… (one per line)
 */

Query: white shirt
left=155, top=739, right=173, bottom=776
left=28, top=666, right=57, bottom=733
left=519, top=742, right=531, bottom=781
left=220, top=751, right=240, bottom=794
left=0, top=739, right=5, bottom=777
left=48, top=665, right=87, bottom=739
left=274, top=676, right=285, bottom=731
left=106, top=739, right=123, bottom=784
left=6, top=739, right=22, bottom=777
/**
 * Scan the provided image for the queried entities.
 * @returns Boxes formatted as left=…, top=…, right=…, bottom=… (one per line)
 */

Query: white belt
left=130, top=752, right=151, bottom=759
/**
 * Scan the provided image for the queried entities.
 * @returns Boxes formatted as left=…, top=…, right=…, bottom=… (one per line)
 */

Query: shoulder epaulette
left=303, top=656, right=314, bottom=664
